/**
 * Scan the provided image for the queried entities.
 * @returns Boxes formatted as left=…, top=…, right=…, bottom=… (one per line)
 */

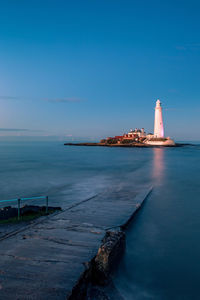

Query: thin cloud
left=168, top=88, right=178, bottom=93
left=176, top=43, right=200, bottom=51
left=44, top=97, right=82, bottom=103
left=0, top=96, right=20, bottom=100
left=0, top=128, right=29, bottom=132
left=164, top=108, right=182, bottom=111
left=0, top=96, right=84, bottom=103
left=0, top=128, right=44, bottom=132
left=175, top=46, right=186, bottom=51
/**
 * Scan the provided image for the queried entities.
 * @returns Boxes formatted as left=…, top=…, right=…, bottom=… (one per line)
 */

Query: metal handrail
left=0, top=199, right=18, bottom=203
left=21, top=196, right=46, bottom=201
left=0, top=196, right=49, bottom=220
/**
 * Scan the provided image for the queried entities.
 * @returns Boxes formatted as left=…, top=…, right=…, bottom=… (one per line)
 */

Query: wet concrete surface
left=0, top=184, right=152, bottom=300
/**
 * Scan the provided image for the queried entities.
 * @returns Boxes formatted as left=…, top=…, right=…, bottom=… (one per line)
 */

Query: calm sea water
left=0, top=141, right=152, bottom=208
left=113, top=143, right=200, bottom=300
left=0, top=141, right=200, bottom=299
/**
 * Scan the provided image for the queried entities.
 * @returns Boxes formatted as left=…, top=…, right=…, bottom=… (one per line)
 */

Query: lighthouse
left=154, top=99, right=164, bottom=138
left=145, top=99, right=175, bottom=146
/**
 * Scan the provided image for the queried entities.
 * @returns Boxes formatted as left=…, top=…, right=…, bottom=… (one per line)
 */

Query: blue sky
left=0, top=0, right=200, bottom=140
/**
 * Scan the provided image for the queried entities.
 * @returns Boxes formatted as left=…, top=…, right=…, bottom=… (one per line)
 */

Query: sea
left=0, top=140, right=200, bottom=299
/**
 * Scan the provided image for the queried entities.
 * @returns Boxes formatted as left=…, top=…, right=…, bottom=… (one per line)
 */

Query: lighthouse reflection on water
left=152, top=147, right=165, bottom=186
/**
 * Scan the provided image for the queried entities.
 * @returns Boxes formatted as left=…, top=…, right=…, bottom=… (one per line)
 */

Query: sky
left=0, top=0, right=200, bottom=141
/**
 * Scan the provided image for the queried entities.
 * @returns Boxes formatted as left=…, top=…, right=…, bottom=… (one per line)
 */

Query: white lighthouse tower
left=145, top=99, right=175, bottom=146
left=154, top=99, right=164, bottom=138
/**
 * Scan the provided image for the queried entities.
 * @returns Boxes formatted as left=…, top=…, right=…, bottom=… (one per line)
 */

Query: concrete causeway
left=0, top=184, right=152, bottom=300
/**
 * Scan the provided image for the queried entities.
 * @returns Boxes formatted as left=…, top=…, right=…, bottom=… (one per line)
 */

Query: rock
left=0, top=205, right=61, bottom=221
left=86, top=281, right=125, bottom=300
left=68, top=262, right=92, bottom=300
left=0, top=207, right=17, bottom=220
left=68, top=229, right=126, bottom=299
left=21, top=205, right=61, bottom=215
left=92, top=230, right=126, bottom=286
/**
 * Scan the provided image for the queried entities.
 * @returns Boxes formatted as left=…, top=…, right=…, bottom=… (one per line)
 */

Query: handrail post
left=17, top=198, right=21, bottom=220
left=46, top=196, right=48, bottom=214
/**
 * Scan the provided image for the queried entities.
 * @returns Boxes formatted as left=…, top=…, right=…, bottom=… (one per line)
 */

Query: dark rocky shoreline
left=64, top=142, right=188, bottom=148
left=69, top=229, right=126, bottom=300
left=0, top=205, right=61, bottom=221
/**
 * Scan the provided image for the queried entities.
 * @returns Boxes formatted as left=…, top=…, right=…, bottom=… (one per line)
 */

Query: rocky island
left=64, top=138, right=176, bottom=148
left=65, top=99, right=176, bottom=147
